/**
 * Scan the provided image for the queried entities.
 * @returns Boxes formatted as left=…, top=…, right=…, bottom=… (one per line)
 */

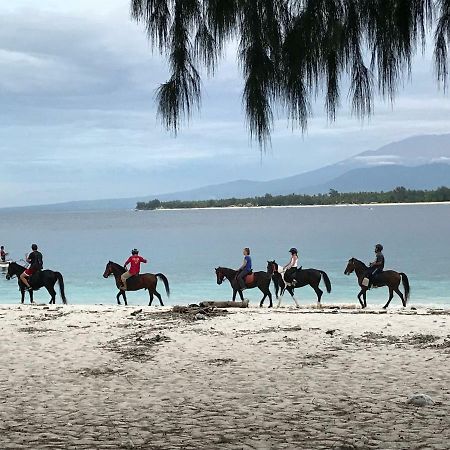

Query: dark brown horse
left=215, top=266, right=273, bottom=307
left=267, top=260, right=331, bottom=307
left=344, top=257, right=410, bottom=309
left=103, top=261, right=170, bottom=306
left=6, top=261, right=67, bottom=304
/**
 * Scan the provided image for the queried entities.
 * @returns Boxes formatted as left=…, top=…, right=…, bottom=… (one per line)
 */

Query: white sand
left=0, top=304, right=448, bottom=449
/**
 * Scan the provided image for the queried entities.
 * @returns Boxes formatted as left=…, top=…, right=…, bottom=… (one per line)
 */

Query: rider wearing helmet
left=283, top=247, right=299, bottom=285
left=236, top=247, right=252, bottom=291
left=366, top=244, right=385, bottom=287
left=121, top=249, right=147, bottom=290
left=20, top=244, right=43, bottom=290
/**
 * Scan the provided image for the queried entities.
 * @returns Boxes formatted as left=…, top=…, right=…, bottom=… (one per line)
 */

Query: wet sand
left=0, top=304, right=448, bottom=449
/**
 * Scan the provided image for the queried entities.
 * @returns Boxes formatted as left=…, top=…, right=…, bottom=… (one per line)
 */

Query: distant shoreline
left=136, top=186, right=450, bottom=211
left=137, top=200, right=450, bottom=212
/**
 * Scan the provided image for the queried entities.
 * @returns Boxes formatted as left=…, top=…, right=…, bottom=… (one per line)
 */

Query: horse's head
left=215, top=267, right=225, bottom=285
left=5, top=262, right=13, bottom=280
left=344, top=258, right=356, bottom=275
left=267, top=260, right=278, bottom=275
left=5, top=262, right=20, bottom=280
left=103, top=261, right=113, bottom=278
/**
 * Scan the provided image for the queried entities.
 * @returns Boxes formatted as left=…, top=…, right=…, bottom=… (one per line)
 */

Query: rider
left=0, top=245, right=8, bottom=262
left=236, top=247, right=252, bottom=291
left=121, top=249, right=147, bottom=290
left=20, top=244, right=43, bottom=290
left=283, top=247, right=299, bottom=285
left=366, top=243, right=385, bottom=287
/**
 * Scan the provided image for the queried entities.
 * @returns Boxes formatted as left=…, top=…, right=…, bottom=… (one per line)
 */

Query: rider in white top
left=283, top=247, right=299, bottom=285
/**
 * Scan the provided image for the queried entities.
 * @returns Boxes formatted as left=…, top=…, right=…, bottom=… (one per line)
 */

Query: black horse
left=267, top=260, right=332, bottom=307
left=6, top=262, right=67, bottom=304
left=344, top=257, right=410, bottom=308
left=103, top=261, right=170, bottom=306
left=215, top=266, right=273, bottom=307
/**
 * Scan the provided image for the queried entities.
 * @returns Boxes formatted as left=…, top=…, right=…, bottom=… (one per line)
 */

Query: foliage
left=136, top=186, right=450, bottom=209
left=130, top=1, right=450, bottom=145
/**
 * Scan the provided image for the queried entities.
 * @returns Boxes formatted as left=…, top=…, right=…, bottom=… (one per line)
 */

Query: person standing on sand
left=121, top=249, right=147, bottom=290
left=20, top=244, right=43, bottom=290
left=236, top=247, right=252, bottom=291
left=0, top=245, right=8, bottom=262
left=283, top=247, right=299, bottom=285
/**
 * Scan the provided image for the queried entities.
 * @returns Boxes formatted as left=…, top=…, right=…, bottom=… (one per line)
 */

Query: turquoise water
left=0, top=204, right=449, bottom=307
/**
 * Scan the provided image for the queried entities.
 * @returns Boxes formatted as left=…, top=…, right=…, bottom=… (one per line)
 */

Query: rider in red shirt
left=121, top=249, right=147, bottom=290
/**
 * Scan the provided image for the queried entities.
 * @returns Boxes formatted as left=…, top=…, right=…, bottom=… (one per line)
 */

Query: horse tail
left=319, top=270, right=332, bottom=293
left=56, top=272, right=67, bottom=304
left=156, top=273, right=170, bottom=297
left=400, top=273, right=410, bottom=303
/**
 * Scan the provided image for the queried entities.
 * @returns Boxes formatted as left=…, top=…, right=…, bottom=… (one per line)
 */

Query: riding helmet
left=131, top=249, right=139, bottom=255
left=375, top=244, right=383, bottom=252
left=289, top=247, right=298, bottom=254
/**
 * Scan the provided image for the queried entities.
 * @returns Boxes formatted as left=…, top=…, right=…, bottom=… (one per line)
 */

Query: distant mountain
left=155, top=133, right=450, bottom=200
left=3, top=133, right=450, bottom=211
left=307, top=163, right=450, bottom=194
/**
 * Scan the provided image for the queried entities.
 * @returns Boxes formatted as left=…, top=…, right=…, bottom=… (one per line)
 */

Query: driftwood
left=199, top=300, right=249, bottom=309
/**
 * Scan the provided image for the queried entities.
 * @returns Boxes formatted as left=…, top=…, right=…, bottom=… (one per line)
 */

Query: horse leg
left=286, top=286, right=299, bottom=308
left=148, top=291, right=154, bottom=306
left=277, top=291, right=282, bottom=307
left=20, top=288, right=25, bottom=304
left=47, top=285, right=57, bottom=304
left=116, top=291, right=121, bottom=305
left=394, top=287, right=406, bottom=307
left=154, top=290, right=164, bottom=306
left=383, top=288, right=394, bottom=309
left=313, top=285, right=323, bottom=306
left=357, top=289, right=365, bottom=308
left=363, top=289, right=368, bottom=308
left=122, top=291, right=127, bottom=306
left=259, top=293, right=266, bottom=308
left=267, top=290, right=273, bottom=308
left=232, top=289, right=237, bottom=301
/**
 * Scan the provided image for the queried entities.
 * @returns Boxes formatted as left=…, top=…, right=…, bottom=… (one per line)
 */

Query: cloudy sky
left=2, top=0, right=450, bottom=207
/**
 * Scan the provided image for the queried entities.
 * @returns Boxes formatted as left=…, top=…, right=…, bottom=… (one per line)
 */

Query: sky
left=2, top=0, right=450, bottom=207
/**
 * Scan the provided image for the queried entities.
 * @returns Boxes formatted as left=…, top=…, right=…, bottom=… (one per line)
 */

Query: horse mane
left=217, top=266, right=237, bottom=276
left=109, top=261, right=126, bottom=274
left=351, top=257, right=368, bottom=269
left=10, top=261, right=26, bottom=270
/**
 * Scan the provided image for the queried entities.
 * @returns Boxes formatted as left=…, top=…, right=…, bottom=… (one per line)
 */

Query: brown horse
left=344, top=258, right=410, bottom=309
left=215, top=266, right=273, bottom=307
left=103, top=261, right=170, bottom=306
left=267, top=260, right=331, bottom=307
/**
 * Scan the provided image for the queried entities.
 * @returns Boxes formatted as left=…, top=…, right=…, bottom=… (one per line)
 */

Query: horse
left=267, top=260, right=332, bottom=307
left=6, top=262, right=67, bottom=304
left=344, top=257, right=410, bottom=309
left=215, top=266, right=273, bottom=307
left=103, top=261, right=170, bottom=306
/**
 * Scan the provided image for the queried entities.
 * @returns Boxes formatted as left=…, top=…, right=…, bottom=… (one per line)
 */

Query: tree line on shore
left=136, top=186, right=450, bottom=210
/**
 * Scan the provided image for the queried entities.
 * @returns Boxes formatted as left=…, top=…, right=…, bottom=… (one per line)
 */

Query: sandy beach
left=0, top=303, right=448, bottom=449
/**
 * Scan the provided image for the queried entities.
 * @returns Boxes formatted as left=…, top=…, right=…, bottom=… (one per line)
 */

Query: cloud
left=1, top=1, right=450, bottom=207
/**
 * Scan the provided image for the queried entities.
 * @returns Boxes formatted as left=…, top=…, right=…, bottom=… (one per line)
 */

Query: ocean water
left=0, top=204, right=449, bottom=307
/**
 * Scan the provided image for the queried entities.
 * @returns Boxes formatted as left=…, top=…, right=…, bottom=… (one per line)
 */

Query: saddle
left=244, top=272, right=255, bottom=286
left=367, top=272, right=384, bottom=289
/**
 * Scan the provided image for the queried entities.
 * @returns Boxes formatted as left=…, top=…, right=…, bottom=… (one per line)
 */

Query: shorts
left=24, top=268, right=37, bottom=276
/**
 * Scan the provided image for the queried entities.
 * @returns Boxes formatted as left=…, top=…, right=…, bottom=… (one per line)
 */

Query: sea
left=0, top=204, right=449, bottom=308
